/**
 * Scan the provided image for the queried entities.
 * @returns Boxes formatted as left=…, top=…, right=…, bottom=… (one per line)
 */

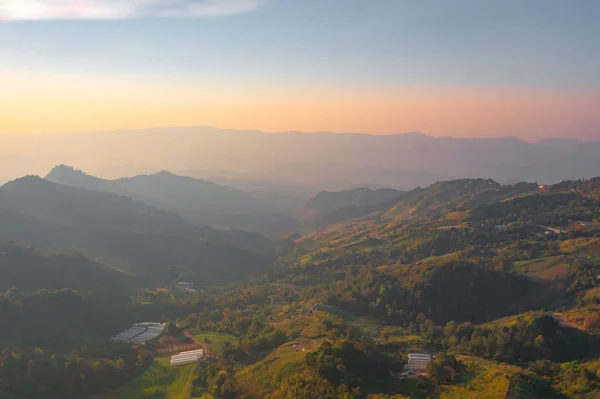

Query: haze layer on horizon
left=1, top=0, right=599, bottom=140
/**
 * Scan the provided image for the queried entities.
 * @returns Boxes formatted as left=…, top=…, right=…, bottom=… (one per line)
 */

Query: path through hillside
left=171, top=332, right=206, bottom=398
left=174, top=363, right=198, bottom=399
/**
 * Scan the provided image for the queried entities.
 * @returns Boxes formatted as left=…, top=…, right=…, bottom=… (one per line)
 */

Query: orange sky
left=1, top=70, right=599, bottom=140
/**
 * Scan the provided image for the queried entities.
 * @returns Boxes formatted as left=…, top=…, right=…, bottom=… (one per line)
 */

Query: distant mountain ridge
left=0, top=176, right=273, bottom=284
left=383, top=178, right=530, bottom=219
left=303, top=187, right=404, bottom=222
left=297, top=178, right=543, bottom=227
left=4, top=128, right=600, bottom=192
left=46, top=165, right=302, bottom=237
left=0, top=242, right=134, bottom=295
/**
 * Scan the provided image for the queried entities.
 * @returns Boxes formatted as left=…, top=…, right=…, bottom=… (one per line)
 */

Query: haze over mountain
left=3, top=128, right=600, bottom=192
left=2, top=1, right=600, bottom=397
left=0, top=176, right=273, bottom=283
left=46, top=165, right=302, bottom=237
left=303, top=187, right=403, bottom=220
left=0, top=242, right=134, bottom=295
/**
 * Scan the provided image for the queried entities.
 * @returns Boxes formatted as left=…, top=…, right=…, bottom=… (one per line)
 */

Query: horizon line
left=2, top=124, right=598, bottom=144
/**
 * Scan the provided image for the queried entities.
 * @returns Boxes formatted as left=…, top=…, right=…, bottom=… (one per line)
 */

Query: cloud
left=0, top=0, right=266, bottom=20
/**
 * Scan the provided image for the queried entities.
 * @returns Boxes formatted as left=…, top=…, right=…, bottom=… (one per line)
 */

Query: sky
left=1, top=0, right=599, bottom=140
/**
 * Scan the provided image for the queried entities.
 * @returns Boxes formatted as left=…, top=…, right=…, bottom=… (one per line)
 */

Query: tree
left=534, top=334, right=545, bottom=349
left=165, top=322, right=179, bottom=336
left=380, top=330, right=390, bottom=345
left=427, top=361, right=444, bottom=384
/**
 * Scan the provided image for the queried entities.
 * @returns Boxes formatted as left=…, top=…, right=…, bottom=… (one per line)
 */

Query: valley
left=0, top=173, right=599, bottom=399
left=4, top=3, right=599, bottom=397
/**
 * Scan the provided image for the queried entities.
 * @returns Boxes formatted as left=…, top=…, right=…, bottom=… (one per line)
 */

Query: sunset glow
left=1, top=0, right=599, bottom=140
left=1, top=69, right=598, bottom=140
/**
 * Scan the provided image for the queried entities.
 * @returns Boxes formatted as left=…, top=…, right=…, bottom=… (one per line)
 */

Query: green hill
left=103, top=357, right=196, bottom=399
left=0, top=176, right=273, bottom=284
left=46, top=165, right=301, bottom=237
left=303, top=187, right=403, bottom=221
left=440, top=356, right=561, bottom=399
left=384, top=179, right=538, bottom=220
left=4, top=176, right=600, bottom=399
left=0, top=241, right=135, bottom=294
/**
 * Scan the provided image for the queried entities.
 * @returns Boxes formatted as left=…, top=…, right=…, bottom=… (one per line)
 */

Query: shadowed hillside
left=46, top=165, right=302, bottom=237
left=0, top=176, right=273, bottom=284
left=0, top=242, right=135, bottom=295
left=304, top=187, right=403, bottom=221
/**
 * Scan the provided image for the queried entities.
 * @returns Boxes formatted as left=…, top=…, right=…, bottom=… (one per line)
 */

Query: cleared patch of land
left=234, top=340, right=318, bottom=398
left=103, top=357, right=193, bottom=399
left=513, top=256, right=571, bottom=281
left=439, top=356, right=529, bottom=399
left=191, top=331, right=237, bottom=354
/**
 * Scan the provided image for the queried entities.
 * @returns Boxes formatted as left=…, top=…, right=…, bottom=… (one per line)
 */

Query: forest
left=0, top=177, right=599, bottom=398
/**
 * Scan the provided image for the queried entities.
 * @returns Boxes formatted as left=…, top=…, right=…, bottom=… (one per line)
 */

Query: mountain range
left=0, top=175, right=273, bottom=284
left=1, top=166, right=599, bottom=399
left=0, top=242, right=134, bottom=295
left=3, top=128, right=600, bottom=192
left=302, top=187, right=404, bottom=223
left=45, top=165, right=410, bottom=236
left=46, top=165, right=302, bottom=237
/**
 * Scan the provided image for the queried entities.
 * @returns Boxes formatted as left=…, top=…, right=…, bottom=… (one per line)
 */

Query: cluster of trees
left=188, top=338, right=401, bottom=399
left=0, top=285, right=160, bottom=398
left=304, top=339, right=392, bottom=392
left=425, top=353, right=464, bottom=384
left=179, top=286, right=295, bottom=358
left=189, top=363, right=238, bottom=399
left=0, top=345, right=152, bottom=399
left=303, top=260, right=536, bottom=326
left=551, top=360, right=600, bottom=395
left=568, top=259, right=600, bottom=294
left=434, top=315, right=600, bottom=364
left=0, top=288, right=131, bottom=347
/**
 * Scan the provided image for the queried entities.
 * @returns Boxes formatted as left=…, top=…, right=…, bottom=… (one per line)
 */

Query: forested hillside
left=1, top=176, right=600, bottom=399
left=5, top=2, right=599, bottom=397
left=303, top=187, right=403, bottom=220
left=0, top=242, right=134, bottom=294
left=0, top=176, right=273, bottom=284
left=46, top=165, right=302, bottom=237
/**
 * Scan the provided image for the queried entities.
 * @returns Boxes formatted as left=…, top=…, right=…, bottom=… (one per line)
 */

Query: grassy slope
left=191, top=331, right=237, bottom=354
left=103, top=357, right=194, bottom=399
left=440, top=356, right=534, bottom=399
left=234, top=340, right=313, bottom=398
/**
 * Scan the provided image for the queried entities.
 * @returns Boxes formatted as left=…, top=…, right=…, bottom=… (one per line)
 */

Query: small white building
left=170, top=349, right=204, bottom=366
left=405, top=353, right=431, bottom=371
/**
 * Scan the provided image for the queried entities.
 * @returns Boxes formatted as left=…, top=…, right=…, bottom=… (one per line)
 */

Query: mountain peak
left=1, top=175, right=50, bottom=191
left=156, top=170, right=176, bottom=176
left=46, top=164, right=90, bottom=179
left=45, top=165, right=105, bottom=189
left=7, top=174, right=45, bottom=184
left=151, top=170, right=180, bottom=179
left=51, top=164, right=77, bottom=172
